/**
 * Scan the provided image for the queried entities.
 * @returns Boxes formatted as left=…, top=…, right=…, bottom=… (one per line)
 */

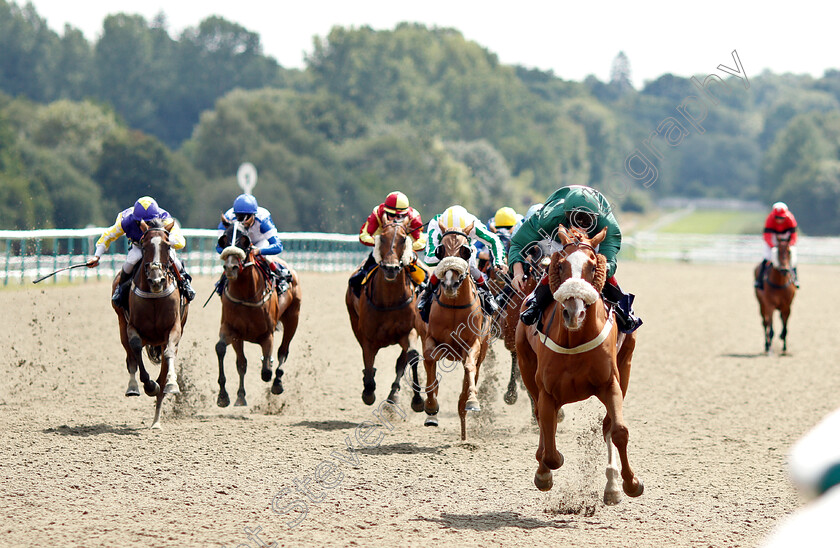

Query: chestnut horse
left=114, top=218, right=188, bottom=429
left=418, top=223, right=490, bottom=440
left=346, top=220, right=424, bottom=411
left=215, top=218, right=302, bottom=406
left=755, top=234, right=796, bottom=354
left=516, top=226, right=643, bottom=504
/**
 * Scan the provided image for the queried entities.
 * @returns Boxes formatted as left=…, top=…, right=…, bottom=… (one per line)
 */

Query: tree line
left=1, top=1, right=838, bottom=234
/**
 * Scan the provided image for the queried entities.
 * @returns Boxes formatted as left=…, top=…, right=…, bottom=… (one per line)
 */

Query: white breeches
left=123, top=247, right=182, bottom=274
left=764, top=244, right=797, bottom=267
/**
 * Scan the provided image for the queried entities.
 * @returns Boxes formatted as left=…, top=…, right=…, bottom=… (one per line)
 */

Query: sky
left=23, top=0, right=838, bottom=87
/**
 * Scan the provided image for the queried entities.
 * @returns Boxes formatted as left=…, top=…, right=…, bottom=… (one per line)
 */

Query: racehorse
left=516, top=226, right=643, bottom=504
left=417, top=222, right=490, bottom=440
left=114, top=218, right=188, bottom=429
left=499, top=241, right=552, bottom=406
left=215, top=218, right=302, bottom=406
left=345, top=220, right=424, bottom=411
left=755, top=234, right=796, bottom=354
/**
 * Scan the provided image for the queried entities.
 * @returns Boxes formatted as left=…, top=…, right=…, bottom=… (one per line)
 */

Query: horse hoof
left=125, top=388, right=140, bottom=397
left=503, top=390, right=518, bottom=405
left=362, top=391, right=376, bottom=406
left=217, top=393, right=230, bottom=407
left=603, top=489, right=622, bottom=505
left=424, top=402, right=439, bottom=415
left=410, top=395, right=425, bottom=413
left=534, top=471, right=553, bottom=491
left=544, top=451, right=564, bottom=470
left=163, top=383, right=180, bottom=395
left=234, top=397, right=247, bottom=406
left=625, top=478, right=644, bottom=498
left=144, top=381, right=159, bottom=397
left=386, top=392, right=399, bottom=405
left=424, top=416, right=439, bottom=427
left=271, top=379, right=284, bottom=395
left=465, top=400, right=481, bottom=412
left=150, top=422, right=162, bottom=430
left=261, top=368, right=272, bottom=382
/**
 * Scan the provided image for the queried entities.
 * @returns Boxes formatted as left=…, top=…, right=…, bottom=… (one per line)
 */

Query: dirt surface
left=2, top=263, right=838, bottom=547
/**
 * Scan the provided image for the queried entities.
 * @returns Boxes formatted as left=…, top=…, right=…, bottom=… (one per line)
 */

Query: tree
left=610, top=51, right=633, bottom=95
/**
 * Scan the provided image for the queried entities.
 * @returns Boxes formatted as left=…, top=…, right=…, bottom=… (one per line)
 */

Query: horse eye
left=435, top=246, right=445, bottom=260
left=459, top=246, right=471, bottom=260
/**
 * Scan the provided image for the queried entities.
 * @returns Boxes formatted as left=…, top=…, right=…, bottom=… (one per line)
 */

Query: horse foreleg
left=534, top=390, right=562, bottom=491
left=215, top=334, right=230, bottom=407
left=151, top=392, right=165, bottom=430
left=422, top=337, right=441, bottom=426
left=361, top=343, right=378, bottom=406
left=597, top=380, right=643, bottom=503
left=232, top=339, right=248, bottom=406
left=780, top=305, right=791, bottom=354
left=127, top=326, right=158, bottom=397
left=406, top=348, right=424, bottom=413
left=161, top=328, right=181, bottom=395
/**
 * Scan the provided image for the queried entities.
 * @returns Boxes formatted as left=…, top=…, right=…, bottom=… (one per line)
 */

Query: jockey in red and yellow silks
left=349, top=191, right=428, bottom=295
left=756, top=201, right=799, bottom=288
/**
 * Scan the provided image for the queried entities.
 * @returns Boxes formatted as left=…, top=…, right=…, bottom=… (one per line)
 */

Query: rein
left=433, top=284, right=478, bottom=309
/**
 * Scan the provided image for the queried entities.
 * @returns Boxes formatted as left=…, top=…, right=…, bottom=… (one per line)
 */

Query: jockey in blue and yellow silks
left=86, top=196, right=195, bottom=306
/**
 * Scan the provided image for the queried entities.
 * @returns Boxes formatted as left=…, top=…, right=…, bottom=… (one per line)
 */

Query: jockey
left=417, top=205, right=508, bottom=322
left=477, top=206, right=521, bottom=271
left=756, top=202, right=799, bottom=288
left=508, top=185, right=642, bottom=333
left=86, top=196, right=195, bottom=306
left=215, top=194, right=292, bottom=294
left=511, top=203, right=544, bottom=239
left=348, top=191, right=427, bottom=296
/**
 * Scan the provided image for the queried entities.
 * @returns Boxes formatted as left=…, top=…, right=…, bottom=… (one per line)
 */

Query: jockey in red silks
left=756, top=201, right=799, bottom=288
left=86, top=196, right=195, bottom=307
left=348, top=191, right=428, bottom=296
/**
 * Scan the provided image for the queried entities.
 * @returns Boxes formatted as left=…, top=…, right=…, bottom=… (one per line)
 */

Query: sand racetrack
left=2, top=262, right=839, bottom=547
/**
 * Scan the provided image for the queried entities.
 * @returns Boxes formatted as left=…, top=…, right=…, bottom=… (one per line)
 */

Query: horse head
left=434, top=222, right=474, bottom=298
left=773, top=235, right=792, bottom=274
left=139, top=218, right=175, bottom=293
left=374, top=220, right=412, bottom=281
left=218, top=215, right=252, bottom=281
left=548, top=226, right=608, bottom=331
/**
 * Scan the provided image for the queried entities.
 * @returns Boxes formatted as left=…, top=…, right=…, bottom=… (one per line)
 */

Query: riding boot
left=275, top=263, right=291, bottom=294
left=793, top=266, right=800, bottom=288
left=178, top=268, right=196, bottom=302
left=349, top=254, right=376, bottom=297
left=112, top=270, right=132, bottom=307
left=495, top=283, right=514, bottom=309
left=602, top=282, right=643, bottom=334
left=418, top=279, right=439, bottom=323
left=214, top=273, right=227, bottom=296
left=477, top=282, right=500, bottom=316
left=754, top=259, right=768, bottom=289
left=520, top=282, right=552, bottom=326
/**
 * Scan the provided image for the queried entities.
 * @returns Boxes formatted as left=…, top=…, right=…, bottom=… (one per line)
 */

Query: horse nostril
left=562, top=309, right=571, bottom=322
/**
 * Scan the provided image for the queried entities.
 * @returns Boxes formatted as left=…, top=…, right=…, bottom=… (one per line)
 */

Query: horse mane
left=145, top=218, right=166, bottom=229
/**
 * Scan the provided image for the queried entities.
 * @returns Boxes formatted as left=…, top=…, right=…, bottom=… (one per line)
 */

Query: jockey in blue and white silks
left=214, top=194, right=292, bottom=294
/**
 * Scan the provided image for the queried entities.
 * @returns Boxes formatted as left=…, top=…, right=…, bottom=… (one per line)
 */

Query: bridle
left=220, top=221, right=274, bottom=306
left=134, top=226, right=176, bottom=298
left=365, top=222, right=414, bottom=311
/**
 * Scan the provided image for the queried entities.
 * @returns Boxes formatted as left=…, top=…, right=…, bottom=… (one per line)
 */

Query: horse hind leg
left=599, top=382, right=643, bottom=503
left=603, top=415, right=622, bottom=505
left=128, top=330, right=158, bottom=397
left=215, top=337, right=230, bottom=407
left=161, top=347, right=180, bottom=395
left=274, top=294, right=301, bottom=395
left=151, top=393, right=165, bottom=429
left=503, top=351, right=519, bottom=405
left=125, top=359, right=140, bottom=397
left=388, top=348, right=409, bottom=404
left=233, top=340, right=248, bottom=406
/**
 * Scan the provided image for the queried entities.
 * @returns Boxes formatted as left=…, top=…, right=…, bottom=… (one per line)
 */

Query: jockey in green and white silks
left=417, top=205, right=507, bottom=321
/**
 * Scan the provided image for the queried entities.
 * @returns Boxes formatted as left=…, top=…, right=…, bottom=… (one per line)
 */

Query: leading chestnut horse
left=215, top=218, right=302, bottom=406
left=114, top=218, right=188, bottom=429
left=417, top=223, right=490, bottom=440
left=516, top=226, right=643, bottom=504
left=345, top=220, right=424, bottom=412
left=755, top=234, right=796, bottom=354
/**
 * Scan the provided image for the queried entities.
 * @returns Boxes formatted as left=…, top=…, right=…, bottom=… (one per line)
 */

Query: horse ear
left=164, top=218, right=175, bottom=232
left=139, top=220, right=148, bottom=232
left=557, top=225, right=571, bottom=245
left=221, top=214, right=231, bottom=227
left=591, top=226, right=608, bottom=247
left=464, top=221, right=475, bottom=235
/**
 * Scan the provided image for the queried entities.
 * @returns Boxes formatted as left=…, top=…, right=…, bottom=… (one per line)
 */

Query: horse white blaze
left=555, top=250, right=596, bottom=330
left=150, top=236, right=163, bottom=264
